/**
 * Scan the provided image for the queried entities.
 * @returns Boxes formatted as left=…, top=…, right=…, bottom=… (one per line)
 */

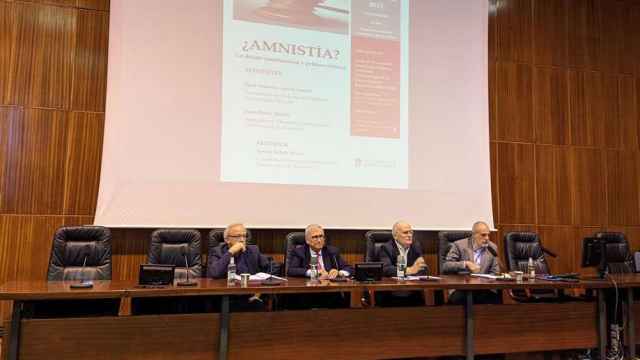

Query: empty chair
left=47, top=225, right=113, bottom=281
left=284, top=231, right=306, bottom=276
left=504, top=231, right=557, bottom=302
left=595, top=232, right=634, bottom=274
left=29, top=226, right=118, bottom=317
left=364, top=230, right=393, bottom=262
left=148, top=229, right=202, bottom=278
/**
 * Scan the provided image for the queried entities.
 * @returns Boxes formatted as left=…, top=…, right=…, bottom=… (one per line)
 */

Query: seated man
left=208, top=223, right=273, bottom=310
left=376, top=221, right=427, bottom=307
left=286, top=224, right=353, bottom=308
left=443, top=221, right=501, bottom=305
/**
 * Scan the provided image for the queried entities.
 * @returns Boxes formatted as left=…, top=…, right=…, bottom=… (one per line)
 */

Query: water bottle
left=309, top=256, right=319, bottom=282
left=397, top=254, right=407, bottom=278
left=227, top=256, right=236, bottom=285
left=527, top=257, right=535, bottom=281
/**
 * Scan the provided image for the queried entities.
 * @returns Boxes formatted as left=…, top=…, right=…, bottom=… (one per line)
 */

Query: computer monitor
left=354, top=262, right=383, bottom=282
left=138, top=264, right=175, bottom=286
left=581, top=237, right=607, bottom=278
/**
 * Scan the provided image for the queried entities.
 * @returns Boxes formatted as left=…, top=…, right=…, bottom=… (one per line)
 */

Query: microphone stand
left=261, top=257, right=283, bottom=286
left=70, top=249, right=94, bottom=289
left=177, top=247, right=197, bottom=287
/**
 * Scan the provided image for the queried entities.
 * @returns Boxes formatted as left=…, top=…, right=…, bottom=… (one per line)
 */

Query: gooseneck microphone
left=70, top=246, right=94, bottom=289
left=261, top=257, right=283, bottom=286
left=177, top=246, right=197, bottom=287
left=331, top=254, right=348, bottom=282
left=484, top=245, right=508, bottom=276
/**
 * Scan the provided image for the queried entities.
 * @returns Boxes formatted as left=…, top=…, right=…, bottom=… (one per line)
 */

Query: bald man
left=376, top=221, right=427, bottom=307
left=444, top=221, right=501, bottom=305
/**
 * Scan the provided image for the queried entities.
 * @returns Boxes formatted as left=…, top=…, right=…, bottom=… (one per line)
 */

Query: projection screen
left=96, top=0, right=492, bottom=230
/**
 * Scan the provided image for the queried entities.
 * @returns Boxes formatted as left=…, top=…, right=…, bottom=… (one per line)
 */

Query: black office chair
left=148, top=229, right=202, bottom=279
left=595, top=232, right=634, bottom=274
left=364, top=230, right=393, bottom=262
left=504, top=232, right=558, bottom=301
left=47, top=226, right=113, bottom=281
left=27, top=226, right=119, bottom=318
left=284, top=231, right=306, bottom=276
left=437, top=231, right=472, bottom=274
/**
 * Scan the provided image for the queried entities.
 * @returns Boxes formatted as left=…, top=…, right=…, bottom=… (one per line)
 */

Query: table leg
left=219, top=296, right=230, bottom=360
left=8, top=301, right=23, bottom=360
left=628, top=289, right=635, bottom=359
left=598, top=289, right=607, bottom=358
left=465, top=291, right=474, bottom=360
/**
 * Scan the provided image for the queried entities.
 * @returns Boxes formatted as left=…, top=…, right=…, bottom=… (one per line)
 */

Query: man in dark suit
left=285, top=224, right=352, bottom=308
left=376, top=221, right=427, bottom=306
left=443, top=221, right=501, bottom=305
left=207, top=223, right=271, bottom=278
left=207, top=223, right=273, bottom=310
left=287, top=224, right=353, bottom=279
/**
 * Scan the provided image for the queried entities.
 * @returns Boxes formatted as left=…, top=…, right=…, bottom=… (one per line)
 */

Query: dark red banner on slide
left=350, top=0, right=402, bottom=139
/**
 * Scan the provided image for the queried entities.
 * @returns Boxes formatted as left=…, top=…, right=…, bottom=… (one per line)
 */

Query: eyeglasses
left=227, top=233, right=247, bottom=239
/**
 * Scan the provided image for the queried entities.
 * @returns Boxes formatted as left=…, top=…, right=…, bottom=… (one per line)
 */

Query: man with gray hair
left=287, top=224, right=352, bottom=279
left=443, top=221, right=501, bottom=305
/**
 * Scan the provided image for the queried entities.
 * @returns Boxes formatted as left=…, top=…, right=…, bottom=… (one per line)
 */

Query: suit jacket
left=286, top=244, right=353, bottom=277
left=207, top=244, right=271, bottom=279
left=379, top=240, right=427, bottom=277
left=442, top=237, right=500, bottom=275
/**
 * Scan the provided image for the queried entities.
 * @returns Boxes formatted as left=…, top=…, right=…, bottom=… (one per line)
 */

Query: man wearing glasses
left=287, top=224, right=352, bottom=279
left=207, top=223, right=272, bottom=278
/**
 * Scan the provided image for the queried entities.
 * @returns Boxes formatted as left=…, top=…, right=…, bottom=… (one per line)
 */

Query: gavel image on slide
left=254, top=0, right=325, bottom=24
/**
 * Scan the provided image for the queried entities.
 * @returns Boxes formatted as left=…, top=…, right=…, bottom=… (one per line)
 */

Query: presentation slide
left=97, top=0, right=492, bottom=230
left=221, top=0, right=409, bottom=189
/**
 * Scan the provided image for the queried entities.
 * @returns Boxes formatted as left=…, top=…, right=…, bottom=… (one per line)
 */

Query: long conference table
left=2, top=274, right=640, bottom=360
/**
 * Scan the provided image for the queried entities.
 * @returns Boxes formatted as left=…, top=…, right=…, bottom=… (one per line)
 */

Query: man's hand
left=465, top=261, right=480, bottom=273
left=318, top=268, right=330, bottom=279
left=406, top=257, right=426, bottom=275
left=327, top=268, right=340, bottom=279
left=228, top=242, right=246, bottom=255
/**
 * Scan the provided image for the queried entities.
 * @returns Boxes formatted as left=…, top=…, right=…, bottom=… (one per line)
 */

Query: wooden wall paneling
left=62, top=112, right=104, bottom=215
left=618, top=1, right=640, bottom=76
left=496, top=62, right=534, bottom=142
left=71, top=9, right=108, bottom=112
left=617, top=75, right=639, bottom=149
left=19, top=0, right=76, bottom=7
left=535, top=146, right=573, bottom=225
left=568, top=70, right=607, bottom=147
left=598, top=0, right=623, bottom=75
left=606, top=149, right=640, bottom=225
left=497, top=143, right=536, bottom=224
left=533, top=0, right=568, bottom=67
left=489, top=61, right=497, bottom=140
left=567, top=0, right=601, bottom=70
left=111, top=228, right=152, bottom=281
left=496, top=0, right=533, bottom=63
left=6, top=2, right=76, bottom=108
left=491, top=142, right=500, bottom=224
left=533, top=67, right=569, bottom=145
left=0, top=107, right=21, bottom=201
left=537, top=226, right=576, bottom=274
left=572, top=148, right=607, bottom=226
left=1, top=109, right=68, bottom=214
left=601, top=74, right=624, bottom=149
left=620, top=226, right=640, bottom=253
left=77, top=0, right=110, bottom=11
left=0, top=1, right=15, bottom=105
left=489, top=0, right=497, bottom=61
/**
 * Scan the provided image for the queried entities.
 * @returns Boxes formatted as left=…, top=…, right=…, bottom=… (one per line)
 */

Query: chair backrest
left=284, top=231, right=306, bottom=275
left=595, top=232, right=634, bottom=274
left=364, top=230, right=394, bottom=262
left=148, top=229, right=202, bottom=279
left=437, top=231, right=472, bottom=274
left=504, top=232, right=550, bottom=274
left=47, top=226, right=112, bottom=281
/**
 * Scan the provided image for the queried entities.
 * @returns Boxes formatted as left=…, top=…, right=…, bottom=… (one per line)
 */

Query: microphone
left=484, top=244, right=508, bottom=277
left=70, top=245, right=94, bottom=289
left=261, top=257, right=283, bottom=286
left=177, top=246, right=197, bottom=287
left=541, top=246, right=558, bottom=258
left=331, top=254, right=348, bottom=282
left=486, top=245, right=498, bottom=257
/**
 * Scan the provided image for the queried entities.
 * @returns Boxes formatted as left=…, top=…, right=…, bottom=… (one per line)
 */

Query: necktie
left=315, top=253, right=324, bottom=271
